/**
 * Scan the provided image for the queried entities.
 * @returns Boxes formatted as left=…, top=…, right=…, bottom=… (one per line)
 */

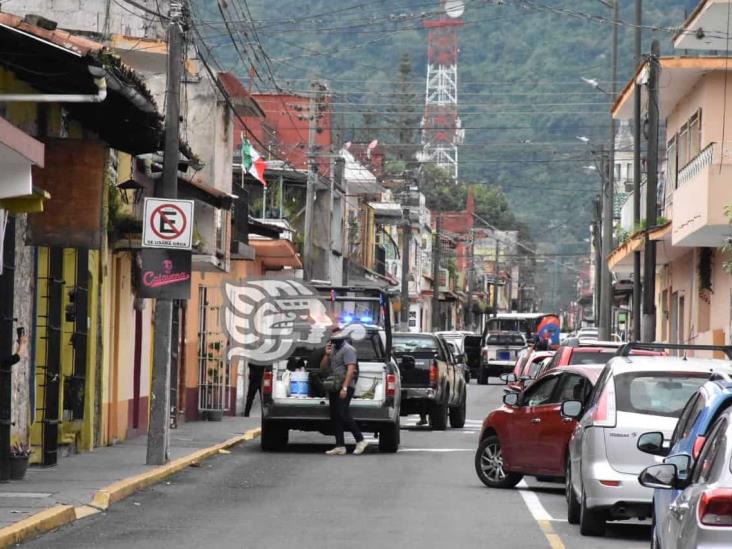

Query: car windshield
left=614, top=372, right=708, bottom=418
left=393, top=335, right=439, bottom=355
left=569, top=350, right=615, bottom=365
left=487, top=334, right=524, bottom=346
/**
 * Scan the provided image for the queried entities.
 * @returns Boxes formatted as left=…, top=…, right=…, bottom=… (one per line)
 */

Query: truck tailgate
left=397, top=354, right=434, bottom=387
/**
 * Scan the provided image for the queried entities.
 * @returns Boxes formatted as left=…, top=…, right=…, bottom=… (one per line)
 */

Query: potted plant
left=10, top=442, right=32, bottom=480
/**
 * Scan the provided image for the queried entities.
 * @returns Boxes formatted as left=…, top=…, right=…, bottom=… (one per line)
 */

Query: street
left=27, top=382, right=650, bottom=549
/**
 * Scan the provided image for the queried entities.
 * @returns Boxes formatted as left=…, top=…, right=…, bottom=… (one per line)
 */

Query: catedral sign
left=134, top=248, right=191, bottom=300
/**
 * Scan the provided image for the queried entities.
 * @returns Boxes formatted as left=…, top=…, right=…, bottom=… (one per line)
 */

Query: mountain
left=192, top=0, right=697, bottom=308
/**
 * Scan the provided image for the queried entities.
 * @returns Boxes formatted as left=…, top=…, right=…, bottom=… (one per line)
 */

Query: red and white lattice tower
left=420, top=0, right=465, bottom=180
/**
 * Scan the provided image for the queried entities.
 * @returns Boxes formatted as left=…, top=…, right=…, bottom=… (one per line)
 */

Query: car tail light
left=385, top=374, right=397, bottom=397
left=599, top=480, right=620, bottom=487
left=429, top=361, right=439, bottom=388
left=262, top=370, right=273, bottom=395
left=699, top=489, right=732, bottom=526
left=692, top=435, right=706, bottom=460
left=590, top=379, right=616, bottom=427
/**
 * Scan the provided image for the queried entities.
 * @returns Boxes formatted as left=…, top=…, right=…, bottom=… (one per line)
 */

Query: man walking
left=243, top=363, right=264, bottom=417
left=321, top=328, right=367, bottom=456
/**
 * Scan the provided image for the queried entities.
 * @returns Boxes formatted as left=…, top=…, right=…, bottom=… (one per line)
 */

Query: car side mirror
left=637, top=431, right=668, bottom=457
left=664, top=453, right=692, bottom=479
left=400, top=355, right=415, bottom=369
left=503, top=392, right=519, bottom=407
left=638, top=463, right=678, bottom=490
left=560, top=400, right=582, bottom=419
left=500, top=373, right=517, bottom=384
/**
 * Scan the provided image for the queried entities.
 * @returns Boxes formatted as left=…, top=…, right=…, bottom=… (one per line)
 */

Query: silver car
left=564, top=355, right=731, bottom=536
left=639, top=406, right=732, bottom=548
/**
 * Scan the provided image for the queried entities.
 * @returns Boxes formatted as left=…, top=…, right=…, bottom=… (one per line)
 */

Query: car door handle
left=669, top=501, right=689, bottom=516
left=562, top=417, right=573, bottom=423
left=530, top=418, right=541, bottom=424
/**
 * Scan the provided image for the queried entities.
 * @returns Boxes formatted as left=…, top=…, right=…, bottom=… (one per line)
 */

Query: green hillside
left=192, top=0, right=697, bottom=308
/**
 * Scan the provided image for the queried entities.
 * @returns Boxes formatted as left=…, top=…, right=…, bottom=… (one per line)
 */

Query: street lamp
left=116, top=178, right=145, bottom=205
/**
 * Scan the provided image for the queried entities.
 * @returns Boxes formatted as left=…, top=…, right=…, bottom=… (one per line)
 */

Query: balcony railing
left=677, top=143, right=714, bottom=187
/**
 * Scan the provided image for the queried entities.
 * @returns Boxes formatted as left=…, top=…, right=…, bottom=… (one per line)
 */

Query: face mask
left=333, top=339, right=345, bottom=350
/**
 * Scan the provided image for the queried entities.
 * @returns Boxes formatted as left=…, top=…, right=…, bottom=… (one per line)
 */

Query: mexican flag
left=241, top=139, right=267, bottom=187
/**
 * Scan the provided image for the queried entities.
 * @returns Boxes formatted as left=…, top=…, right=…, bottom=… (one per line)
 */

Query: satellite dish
left=444, top=0, right=464, bottom=18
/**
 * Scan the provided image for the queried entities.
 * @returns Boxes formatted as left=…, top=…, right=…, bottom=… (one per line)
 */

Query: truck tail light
left=262, top=370, right=273, bottom=395
left=699, top=488, right=732, bottom=526
left=590, top=379, right=616, bottom=428
left=429, top=361, right=439, bottom=388
left=385, top=374, right=397, bottom=397
left=692, top=435, right=706, bottom=460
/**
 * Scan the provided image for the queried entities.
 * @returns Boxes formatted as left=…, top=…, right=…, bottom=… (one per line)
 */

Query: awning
left=250, top=239, right=301, bottom=269
left=0, top=115, right=49, bottom=212
left=0, top=186, right=50, bottom=214
left=369, top=202, right=403, bottom=225
left=178, top=177, right=235, bottom=210
left=608, top=222, right=689, bottom=273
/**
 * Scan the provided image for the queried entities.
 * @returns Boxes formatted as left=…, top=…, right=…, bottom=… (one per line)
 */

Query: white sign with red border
left=142, top=198, right=194, bottom=250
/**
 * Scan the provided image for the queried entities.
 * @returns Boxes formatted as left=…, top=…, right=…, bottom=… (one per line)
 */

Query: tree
left=386, top=53, right=420, bottom=164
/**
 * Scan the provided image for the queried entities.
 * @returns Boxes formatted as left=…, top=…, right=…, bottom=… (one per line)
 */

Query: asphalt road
left=26, top=382, right=651, bottom=549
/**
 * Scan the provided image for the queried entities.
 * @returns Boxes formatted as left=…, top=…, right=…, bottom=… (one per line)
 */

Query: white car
left=563, top=350, right=732, bottom=536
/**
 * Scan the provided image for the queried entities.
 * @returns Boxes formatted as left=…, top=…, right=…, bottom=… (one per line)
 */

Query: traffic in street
left=28, top=379, right=651, bottom=549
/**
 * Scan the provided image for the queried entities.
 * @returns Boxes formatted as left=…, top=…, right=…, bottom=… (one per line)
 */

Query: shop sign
left=134, top=248, right=191, bottom=299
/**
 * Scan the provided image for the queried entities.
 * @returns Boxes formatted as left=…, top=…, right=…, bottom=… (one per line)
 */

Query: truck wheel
left=261, top=421, right=288, bottom=452
left=478, top=368, right=488, bottom=385
left=580, top=487, right=606, bottom=536
left=475, top=435, right=523, bottom=488
left=430, top=400, right=448, bottom=430
left=378, top=419, right=399, bottom=453
left=449, top=389, right=466, bottom=428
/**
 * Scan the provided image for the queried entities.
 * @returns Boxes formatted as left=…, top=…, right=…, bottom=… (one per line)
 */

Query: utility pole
left=400, top=207, right=411, bottom=331
left=600, top=0, right=619, bottom=341
left=303, top=80, right=320, bottom=282
left=431, top=215, right=442, bottom=331
left=642, top=40, right=660, bottom=342
left=465, top=230, right=475, bottom=330
left=492, top=237, right=500, bottom=316
left=632, top=0, right=643, bottom=341
left=593, top=196, right=602, bottom=325
left=147, top=0, right=184, bottom=466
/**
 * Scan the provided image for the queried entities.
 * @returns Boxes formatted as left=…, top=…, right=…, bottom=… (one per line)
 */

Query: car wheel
left=261, top=421, right=288, bottom=452
left=475, top=435, right=523, bottom=488
left=580, top=487, right=606, bottom=536
left=478, top=367, right=488, bottom=385
left=430, top=399, right=448, bottom=430
left=566, top=457, right=580, bottom=525
left=378, top=419, right=399, bottom=453
left=449, top=389, right=467, bottom=428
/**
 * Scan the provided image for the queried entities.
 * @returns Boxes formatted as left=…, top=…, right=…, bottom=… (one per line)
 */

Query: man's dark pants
left=244, top=367, right=263, bottom=417
left=328, top=387, right=364, bottom=447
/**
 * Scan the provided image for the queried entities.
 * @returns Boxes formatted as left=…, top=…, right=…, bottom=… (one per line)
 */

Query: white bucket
left=290, top=371, right=309, bottom=398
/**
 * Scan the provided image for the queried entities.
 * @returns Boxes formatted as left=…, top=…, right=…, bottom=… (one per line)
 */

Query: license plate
left=498, top=351, right=510, bottom=361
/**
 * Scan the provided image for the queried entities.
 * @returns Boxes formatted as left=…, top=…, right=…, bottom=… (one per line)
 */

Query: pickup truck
left=478, top=331, right=527, bottom=385
left=393, top=332, right=467, bottom=430
left=260, top=287, right=401, bottom=453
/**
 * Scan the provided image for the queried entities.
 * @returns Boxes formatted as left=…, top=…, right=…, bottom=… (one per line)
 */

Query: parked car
left=478, top=331, right=527, bottom=384
left=474, top=364, right=603, bottom=488
left=393, top=332, right=467, bottom=430
left=503, top=351, right=555, bottom=393
left=637, top=370, right=732, bottom=547
left=639, top=406, right=732, bottom=549
left=438, top=333, right=472, bottom=384
left=563, top=345, right=732, bottom=537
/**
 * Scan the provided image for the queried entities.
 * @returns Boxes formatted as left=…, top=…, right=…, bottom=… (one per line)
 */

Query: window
left=556, top=374, right=590, bottom=403
left=523, top=375, right=560, bottom=407
left=667, top=137, right=678, bottom=189
left=393, top=335, right=443, bottom=360
left=689, top=110, right=702, bottom=160
left=487, top=334, right=526, bottom=346
left=692, top=418, right=728, bottom=484
left=678, top=123, right=689, bottom=168
left=614, top=372, right=708, bottom=418
left=670, top=393, right=705, bottom=447
left=352, top=333, right=386, bottom=362
left=568, top=350, right=615, bottom=365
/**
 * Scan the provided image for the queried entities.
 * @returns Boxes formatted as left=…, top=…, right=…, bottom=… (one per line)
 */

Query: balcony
left=672, top=142, right=732, bottom=247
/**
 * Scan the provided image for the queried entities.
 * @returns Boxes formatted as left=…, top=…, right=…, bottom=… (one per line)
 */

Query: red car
left=504, top=350, right=554, bottom=393
left=475, top=364, right=603, bottom=488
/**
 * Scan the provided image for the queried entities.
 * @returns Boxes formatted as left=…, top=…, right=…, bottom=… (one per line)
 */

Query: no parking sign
left=142, top=198, right=194, bottom=250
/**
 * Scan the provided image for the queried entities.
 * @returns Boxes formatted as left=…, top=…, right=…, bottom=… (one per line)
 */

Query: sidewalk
left=0, top=416, right=260, bottom=530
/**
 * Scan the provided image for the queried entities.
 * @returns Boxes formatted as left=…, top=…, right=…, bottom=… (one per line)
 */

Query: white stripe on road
left=398, top=448, right=473, bottom=453
left=516, top=480, right=566, bottom=522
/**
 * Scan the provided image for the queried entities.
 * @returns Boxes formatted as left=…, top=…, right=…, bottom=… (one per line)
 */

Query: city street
left=27, top=383, right=650, bottom=549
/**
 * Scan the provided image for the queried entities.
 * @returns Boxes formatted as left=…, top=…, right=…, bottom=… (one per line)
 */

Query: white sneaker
left=325, top=446, right=346, bottom=456
left=353, top=440, right=368, bottom=455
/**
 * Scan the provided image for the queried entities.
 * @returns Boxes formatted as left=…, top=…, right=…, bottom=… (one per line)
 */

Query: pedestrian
left=243, top=363, right=264, bottom=417
left=321, top=328, right=367, bottom=456
left=1, top=332, right=27, bottom=369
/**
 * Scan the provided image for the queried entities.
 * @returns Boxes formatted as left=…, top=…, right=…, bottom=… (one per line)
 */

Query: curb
left=0, top=427, right=261, bottom=548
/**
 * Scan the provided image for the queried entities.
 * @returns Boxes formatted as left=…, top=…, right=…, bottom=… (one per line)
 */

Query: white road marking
left=516, top=480, right=565, bottom=522
left=0, top=492, right=51, bottom=498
